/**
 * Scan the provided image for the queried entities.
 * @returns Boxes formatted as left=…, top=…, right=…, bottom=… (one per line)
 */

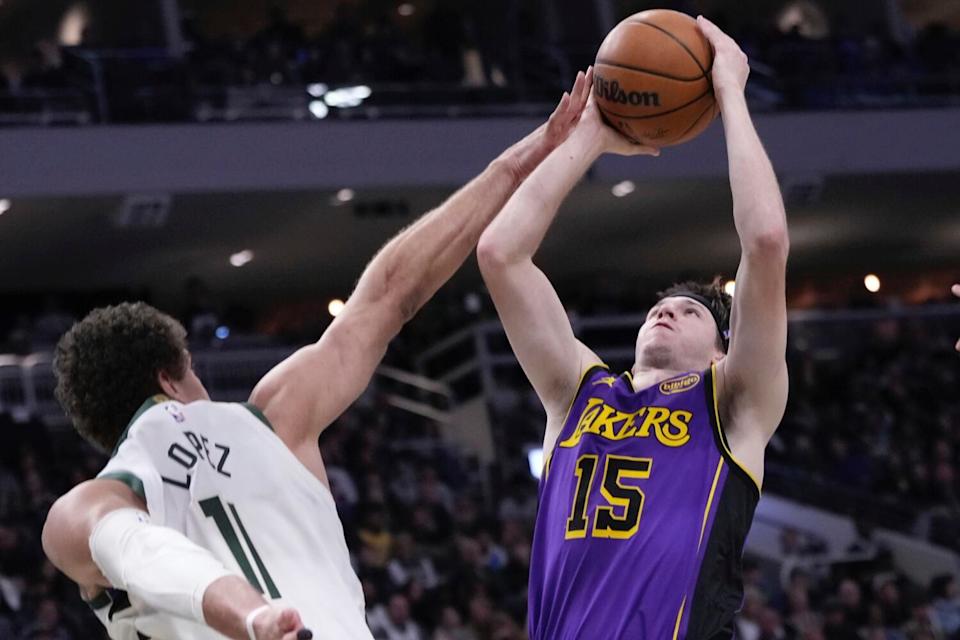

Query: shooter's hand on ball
left=579, top=95, right=660, bottom=157
left=697, top=16, right=749, bottom=106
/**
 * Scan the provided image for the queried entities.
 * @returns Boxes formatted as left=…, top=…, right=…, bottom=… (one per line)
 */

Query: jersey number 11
left=200, top=496, right=282, bottom=598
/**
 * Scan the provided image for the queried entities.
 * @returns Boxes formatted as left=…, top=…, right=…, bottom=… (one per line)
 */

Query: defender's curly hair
left=657, top=278, right=733, bottom=351
left=54, top=302, right=189, bottom=452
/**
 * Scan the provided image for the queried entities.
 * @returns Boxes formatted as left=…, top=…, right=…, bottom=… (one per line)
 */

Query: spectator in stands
left=16, top=597, right=73, bottom=640
left=359, top=505, right=394, bottom=568
left=876, top=577, right=910, bottom=629
left=368, top=592, right=424, bottom=640
left=785, top=580, right=821, bottom=637
left=930, top=575, right=960, bottom=639
left=387, top=531, right=439, bottom=591
left=432, top=606, right=475, bottom=640
left=837, top=578, right=868, bottom=628
left=821, top=597, right=860, bottom=640
left=735, top=586, right=765, bottom=640
left=757, top=606, right=787, bottom=640
left=902, top=591, right=946, bottom=640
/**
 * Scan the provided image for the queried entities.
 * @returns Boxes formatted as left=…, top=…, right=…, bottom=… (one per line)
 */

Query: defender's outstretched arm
left=251, top=71, right=596, bottom=449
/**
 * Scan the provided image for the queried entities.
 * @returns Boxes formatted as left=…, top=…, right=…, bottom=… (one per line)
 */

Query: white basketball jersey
left=90, top=395, right=374, bottom=640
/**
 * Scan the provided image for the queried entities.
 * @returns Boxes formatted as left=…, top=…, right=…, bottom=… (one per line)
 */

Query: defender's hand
left=509, top=67, right=595, bottom=181
left=253, top=607, right=311, bottom=640
left=541, top=66, right=594, bottom=151
left=697, top=16, right=749, bottom=101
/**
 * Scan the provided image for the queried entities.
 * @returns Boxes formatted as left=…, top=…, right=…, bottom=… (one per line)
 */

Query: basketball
left=594, top=10, right=716, bottom=147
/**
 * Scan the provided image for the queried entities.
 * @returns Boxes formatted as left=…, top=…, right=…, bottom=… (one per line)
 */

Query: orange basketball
left=593, top=10, right=716, bottom=147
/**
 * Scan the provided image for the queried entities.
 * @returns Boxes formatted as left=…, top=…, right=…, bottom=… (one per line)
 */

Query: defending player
left=477, top=17, right=787, bottom=639
left=40, top=70, right=597, bottom=640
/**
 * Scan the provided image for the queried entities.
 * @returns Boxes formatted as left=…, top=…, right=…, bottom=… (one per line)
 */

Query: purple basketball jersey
left=528, top=365, right=760, bottom=640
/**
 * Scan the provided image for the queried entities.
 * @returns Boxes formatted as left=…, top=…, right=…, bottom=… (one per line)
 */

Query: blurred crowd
left=181, top=4, right=518, bottom=89
left=735, top=20, right=960, bottom=109
left=0, top=291, right=959, bottom=638
left=2, top=4, right=959, bottom=123
left=771, top=314, right=960, bottom=551
left=733, top=551, right=960, bottom=640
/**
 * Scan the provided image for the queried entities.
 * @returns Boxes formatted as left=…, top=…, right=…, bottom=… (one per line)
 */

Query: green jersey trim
left=112, top=394, right=170, bottom=456
left=85, top=590, right=112, bottom=610
left=100, top=471, right=147, bottom=502
left=242, top=403, right=274, bottom=432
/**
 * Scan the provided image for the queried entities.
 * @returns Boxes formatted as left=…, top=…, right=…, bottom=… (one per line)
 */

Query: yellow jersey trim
left=710, top=363, right=762, bottom=494
left=698, top=457, right=724, bottom=550
left=543, top=362, right=609, bottom=478
left=671, top=596, right=687, bottom=640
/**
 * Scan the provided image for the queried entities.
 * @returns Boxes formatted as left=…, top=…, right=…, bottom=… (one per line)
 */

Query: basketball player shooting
left=39, top=71, right=596, bottom=640
left=478, top=17, right=788, bottom=640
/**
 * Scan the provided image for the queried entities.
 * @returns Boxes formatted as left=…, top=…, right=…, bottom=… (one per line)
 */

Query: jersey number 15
left=565, top=454, right=652, bottom=540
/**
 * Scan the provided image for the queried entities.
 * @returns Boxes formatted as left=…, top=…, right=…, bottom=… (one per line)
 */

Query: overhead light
left=328, top=299, right=345, bottom=317
left=230, top=250, right=254, bottom=267
left=59, top=4, right=88, bottom=46
left=398, top=3, right=415, bottom=16
left=864, top=274, right=881, bottom=293
left=724, top=280, right=736, bottom=296
left=307, top=83, right=328, bottom=98
left=527, top=447, right=544, bottom=480
left=324, top=85, right=372, bottom=109
left=0, top=199, right=10, bottom=215
left=611, top=180, right=635, bottom=198
left=309, top=100, right=329, bottom=119
left=215, top=326, right=230, bottom=340
left=336, top=188, right=355, bottom=203
left=464, top=292, right=482, bottom=314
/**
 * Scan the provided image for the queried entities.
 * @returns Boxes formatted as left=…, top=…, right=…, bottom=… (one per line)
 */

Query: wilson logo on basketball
left=659, top=373, right=700, bottom=395
left=594, top=75, right=660, bottom=108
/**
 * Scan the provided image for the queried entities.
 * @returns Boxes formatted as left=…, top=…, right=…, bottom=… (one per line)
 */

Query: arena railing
left=0, top=347, right=452, bottom=428
left=417, top=303, right=960, bottom=397
left=0, top=88, right=92, bottom=126
left=2, top=305, right=957, bottom=539
left=3, top=46, right=960, bottom=127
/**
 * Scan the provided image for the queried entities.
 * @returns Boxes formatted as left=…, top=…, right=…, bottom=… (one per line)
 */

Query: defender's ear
left=157, top=369, right=181, bottom=400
